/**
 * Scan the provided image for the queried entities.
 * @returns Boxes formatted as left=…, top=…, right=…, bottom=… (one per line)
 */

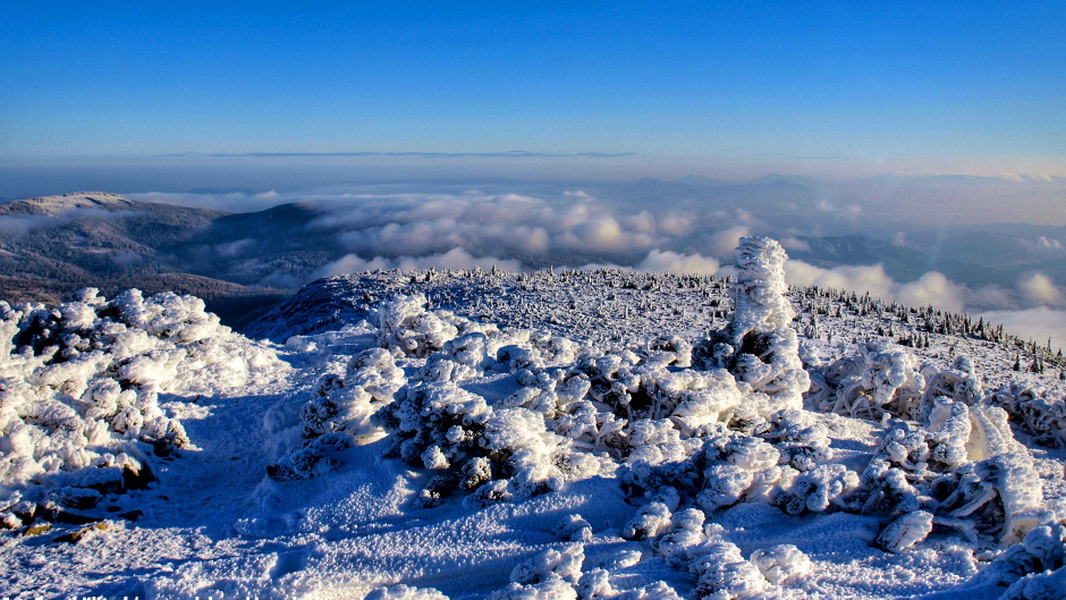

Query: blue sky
left=2, top=1, right=1064, bottom=178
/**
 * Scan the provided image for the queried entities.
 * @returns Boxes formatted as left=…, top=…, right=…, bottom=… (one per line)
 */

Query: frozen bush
left=989, top=383, right=1066, bottom=449
left=653, top=508, right=707, bottom=567
left=875, top=510, right=934, bottom=552
left=490, top=579, right=577, bottom=600
left=643, top=335, right=693, bottom=368
left=697, top=435, right=786, bottom=513
left=977, top=522, right=1066, bottom=589
left=813, top=341, right=925, bottom=419
left=749, top=544, right=811, bottom=584
left=377, top=379, right=601, bottom=507
left=754, top=410, right=831, bottom=472
left=554, top=513, right=593, bottom=543
left=918, top=355, right=983, bottom=418
left=363, top=584, right=450, bottom=600
left=622, top=501, right=673, bottom=541
left=0, top=288, right=284, bottom=521
left=700, top=237, right=809, bottom=413
left=688, top=540, right=768, bottom=599
left=269, top=347, right=407, bottom=481
left=510, top=543, right=585, bottom=585
left=377, top=294, right=491, bottom=357
left=855, top=405, right=1046, bottom=546
left=1001, top=568, right=1066, bottom=600
left=774, top=463, right=858, bottom=515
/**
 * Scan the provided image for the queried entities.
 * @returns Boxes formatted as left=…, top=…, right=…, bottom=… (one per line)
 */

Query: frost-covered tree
left=700, top=237, right=810, bottom=412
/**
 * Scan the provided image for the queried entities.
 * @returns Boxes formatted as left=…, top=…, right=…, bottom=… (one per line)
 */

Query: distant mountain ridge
left=4, top=187, right=1066, bottom=330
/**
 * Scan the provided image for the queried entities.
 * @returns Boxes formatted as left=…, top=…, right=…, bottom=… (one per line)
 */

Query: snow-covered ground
left=3, top=238, right=1066, bottom=599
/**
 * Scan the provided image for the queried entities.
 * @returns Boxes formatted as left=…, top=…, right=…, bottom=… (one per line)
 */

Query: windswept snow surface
left=4, top=238, right=1066, bottom=599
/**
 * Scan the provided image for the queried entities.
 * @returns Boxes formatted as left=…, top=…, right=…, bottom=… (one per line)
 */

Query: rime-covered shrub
left=377, top=293, right=494, bottom=358
left=699, top=237, right=810, bottom=413
left=812, top=341, right=925, bottom=419
left=875, top=510, right=934, bottom=552
left=698, top=435, right=789, bottom=512
left=376, top=380, right=603, bottom=508
left=553, top=513, right=593, bottom=543
left=622, top=501, right=674, bottom=541
left=749, top=544, right=811, bottom=584
left=689, top=540, right=768, bottom=600
left=976, top=522, right=1066, bottom=593
left=267, top=347, right=407, bottom=481
left=0, top=288, right=285, bottom=525
left=773, top=463, right=858, bottom=515
left=753, top=409, right=831, bottom=472
left=510, top=543, right=585, bottom=586
left=989, top=383, right=1066, bottom=449
left=491, top=544, right=585, bottom=600
left=363, top=585, right=450, bottom=600
left=854, top=404, right=1047, bottom=546
left=570, top=354, right=746, bottom=439
left=919, top=355, right=983, bottom=417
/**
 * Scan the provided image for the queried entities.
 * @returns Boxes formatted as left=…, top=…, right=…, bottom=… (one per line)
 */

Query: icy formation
left=989, top=382, right=1066, bottom=449
left=702, top=236, right=810, bottom=412
left=368, top=256, right=813, bottom=510
left=851, top=402, right=1047, bottom=547
left=267, top=347, right=406, bottom=481
left=811, top=340, right=925, bottom=419
left=0, top=288, right=284, bottom=528
left=10, top=237, right=1066, bottom=599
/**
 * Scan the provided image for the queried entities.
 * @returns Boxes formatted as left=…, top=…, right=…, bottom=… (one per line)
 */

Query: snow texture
left=5, top=236, right=1066, bottom=600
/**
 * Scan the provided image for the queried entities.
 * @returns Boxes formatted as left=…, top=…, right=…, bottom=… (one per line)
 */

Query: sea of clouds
left=131, top=182, right=1066, bottom=350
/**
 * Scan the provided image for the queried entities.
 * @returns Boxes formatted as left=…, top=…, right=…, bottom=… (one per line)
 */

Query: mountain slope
left=4, top=251, right=1066, bottom=598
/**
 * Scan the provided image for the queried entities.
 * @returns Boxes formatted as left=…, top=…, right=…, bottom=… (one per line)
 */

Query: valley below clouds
left=120, top=174, right=1066, bottom=349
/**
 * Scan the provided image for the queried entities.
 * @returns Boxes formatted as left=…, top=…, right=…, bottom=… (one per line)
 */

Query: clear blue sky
left=2, top=1, right=1064, bottom=177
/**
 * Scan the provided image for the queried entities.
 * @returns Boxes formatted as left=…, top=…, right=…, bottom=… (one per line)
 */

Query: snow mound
left=0, top=287, right=285, bottom=527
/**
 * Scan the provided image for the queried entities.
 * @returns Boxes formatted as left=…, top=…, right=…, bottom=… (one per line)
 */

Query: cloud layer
left=128, top=182, right=1066, bottom=351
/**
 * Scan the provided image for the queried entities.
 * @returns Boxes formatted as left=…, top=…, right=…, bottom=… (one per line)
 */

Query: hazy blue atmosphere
left=2, top=1, right=1064, bottom=180
left=7, top=5, right=1066, bottom=598
left=1, top=2, right=1065, bottom=344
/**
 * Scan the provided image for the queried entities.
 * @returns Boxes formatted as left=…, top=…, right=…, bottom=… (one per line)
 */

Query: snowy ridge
left=3, top=237, right=1066, bottom=599
left=0, top=192, right=138, bottom=216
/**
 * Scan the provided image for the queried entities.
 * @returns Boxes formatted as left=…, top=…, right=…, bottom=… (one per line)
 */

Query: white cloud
left=708, top=226, right=751, bottom=260
left=659, top=213, right=694, bottom=237
left=215, top=239, right=255, bottom=257
left=635, top=249, right=720, bottom=276
left=980, top=307, right=1066, bottom=352
left=1020, top=272, right=1064, bottom=307
left=785, top=261, right=895, bottom=300
left=785, top=260, right=964, bottom=313
left=897, top=272, right=965, bottom=313
left=1038, top=236, right=1062, bottom=250
left=779, top=236, right=811, bottom=253
left=313, top=248, right=521, bottom=279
